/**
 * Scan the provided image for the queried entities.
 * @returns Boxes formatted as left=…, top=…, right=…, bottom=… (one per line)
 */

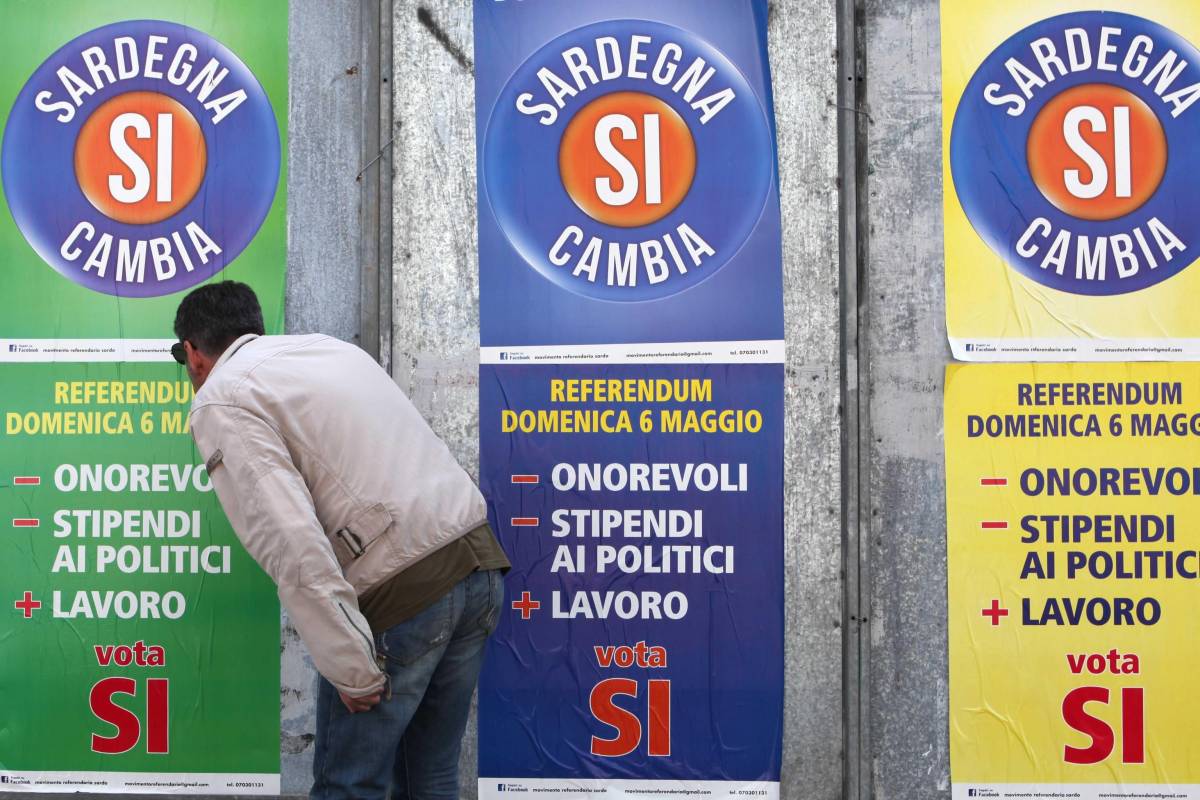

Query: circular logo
left=559, top=91, right=696, bottom=228
left=482, top=21, right=774, bottom=302
left=1027, top=84, right=1166, bottom=221
left=950, top=12, right=1200, bottom=296
left=2, top=20, right=280, bottom=298
left=75, top=91, right=208, bottom=224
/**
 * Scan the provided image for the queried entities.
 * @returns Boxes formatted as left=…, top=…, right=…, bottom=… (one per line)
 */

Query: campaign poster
left=473, top=2, right=784, bottom=798
left=0, top=0, right=286, bottom=360
left=0, top=365, right=280, bottom=794
left=943, top=1, right=1200, bottom=360
left=947, top=363, right=1200, bottom=799
left=0, top=2, right=286, bottom=793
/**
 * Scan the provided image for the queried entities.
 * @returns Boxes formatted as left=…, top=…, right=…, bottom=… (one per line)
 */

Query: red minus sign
left=12, top=519, right=40, bottom=527
left=13, top=477, right=40, bottom=486
left=511, top=517, right=540, bottom=527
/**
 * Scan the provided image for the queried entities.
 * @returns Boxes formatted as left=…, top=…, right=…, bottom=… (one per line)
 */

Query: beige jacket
left=189, top=334, right=488, bottom=697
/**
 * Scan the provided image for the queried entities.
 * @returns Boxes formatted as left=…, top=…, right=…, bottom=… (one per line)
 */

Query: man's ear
left=184, top=341, right=205, bottom=371
left=183, top=341, right=214, bottom=387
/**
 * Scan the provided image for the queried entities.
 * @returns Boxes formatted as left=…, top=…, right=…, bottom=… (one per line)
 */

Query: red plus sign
left=14, top=591, right=41, bottom=618
left=512, top=591, right=541, bottom=620
left=981, top=599, right=1009, bottom=626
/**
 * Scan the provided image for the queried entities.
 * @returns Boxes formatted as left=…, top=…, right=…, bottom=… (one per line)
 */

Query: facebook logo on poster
left=499, top=352, right=508, bottom=361
left=967, top=790, right=976, bottom=797
left=7, top=344, right=15, bottom=352
left=497, top=784, right=506, bottom=792
left=965, top=344, right=976, bottom=352
left=2, top=775, right=9, bottom=783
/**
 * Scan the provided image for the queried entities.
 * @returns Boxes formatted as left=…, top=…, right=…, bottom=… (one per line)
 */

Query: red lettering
left=147, top=645, right=166, bottom=667
left=89, top=677, right=170, bottom=754
left=147, top=679, right=169, bottom=754
left=1063, top=686, right=1114, bottom=764
left=94, top=645, right=114, bottom=667
left=589, top=678, right=641, bottom=757
left=93, top=641, right=168, bottom=668
left=1122, top=687, right=1144, bottom=764
left=594, top=642, right=669, bottom=669
left=90, top=677, right=140, bottom=754
left=594, top=646, right=615, bottom=668
left=1066, top=650, right=1140, bottom=675
left=647, top=679, right=671, bottom=757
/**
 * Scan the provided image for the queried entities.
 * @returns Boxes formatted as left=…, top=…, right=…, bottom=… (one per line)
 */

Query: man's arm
left=191, top=403, right=386, bottom=701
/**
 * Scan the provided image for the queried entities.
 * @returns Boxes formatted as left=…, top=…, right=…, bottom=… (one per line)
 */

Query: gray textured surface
left=389, top=2, right=481, bottom=794
left=388, top=1, right=844, bottom=798
left=282, top=0, right=364, bottom=793
left=863, top=0, right=951, bottom=797
left=287, top=0, right=364, bottom=348
left=770, top=3, right=845, bottom=800
left=389, top=0, right=478, bottom=475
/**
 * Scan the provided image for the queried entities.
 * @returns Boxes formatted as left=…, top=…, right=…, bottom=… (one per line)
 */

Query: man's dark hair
left=173, top=281, right=265, bottom=356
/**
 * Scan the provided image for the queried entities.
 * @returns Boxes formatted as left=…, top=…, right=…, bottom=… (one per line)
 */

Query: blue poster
left=474, top=2, right=784, bottom=797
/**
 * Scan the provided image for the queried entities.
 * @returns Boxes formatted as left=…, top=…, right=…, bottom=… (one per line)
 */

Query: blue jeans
left=310, top=568, right=504, bottom=800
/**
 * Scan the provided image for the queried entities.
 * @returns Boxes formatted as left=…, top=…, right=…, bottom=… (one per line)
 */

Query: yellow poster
left=946, top=363, right=1200, bottom=798
left=943, top=1, right=1200, bottom=360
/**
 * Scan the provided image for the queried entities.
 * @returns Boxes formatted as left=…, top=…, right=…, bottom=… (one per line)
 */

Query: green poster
left=0, top=0, right=287, bottom=354
left=0, top=1, right=287, bottom=793
left=0, top=364, right=280, bottom=792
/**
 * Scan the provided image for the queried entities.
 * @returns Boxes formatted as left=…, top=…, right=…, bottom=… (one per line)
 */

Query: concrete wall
left=389, top=1, right=481, bottom=793
left=862, top=0, right=950, bottom=797
left=281, top=0, right=365, bottom=793
left=769, top=4, right=845, bottom=798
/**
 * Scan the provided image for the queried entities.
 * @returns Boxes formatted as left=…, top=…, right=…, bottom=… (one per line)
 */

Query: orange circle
left=559, top=91, right=696, bottom=228
left=75, top=91, right=206, bottom=225
left=1027, top=83, right=1166, bottom=221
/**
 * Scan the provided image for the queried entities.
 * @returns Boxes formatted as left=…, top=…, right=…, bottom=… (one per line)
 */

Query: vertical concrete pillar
left=863, top=0, right=952, bottom=796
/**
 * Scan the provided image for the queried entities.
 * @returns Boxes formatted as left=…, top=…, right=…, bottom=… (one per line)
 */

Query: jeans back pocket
left=377, top=589, right=455, bottom=667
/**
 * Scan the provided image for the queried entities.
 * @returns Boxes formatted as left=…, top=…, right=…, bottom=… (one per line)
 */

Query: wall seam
left=377, top=0, right=394, bottom=373
left=359, top=0, right=392, bottom=361
left=838, top=0, right=871, bottom=797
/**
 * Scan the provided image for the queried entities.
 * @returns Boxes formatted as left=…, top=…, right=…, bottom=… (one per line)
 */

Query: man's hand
left=339, top=690, right=382, bottom=714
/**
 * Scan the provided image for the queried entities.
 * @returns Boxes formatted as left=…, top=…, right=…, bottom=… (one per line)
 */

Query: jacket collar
left=211, top=333, right=261, bottom=375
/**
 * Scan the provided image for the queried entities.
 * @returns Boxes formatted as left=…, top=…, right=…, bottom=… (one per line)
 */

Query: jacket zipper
left=338, top=602, right=377, bottom=661
left=337, top=603, right=391, bottom=700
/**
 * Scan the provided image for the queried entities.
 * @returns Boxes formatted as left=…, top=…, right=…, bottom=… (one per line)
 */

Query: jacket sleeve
left=191, top=402, right=386, bottom=698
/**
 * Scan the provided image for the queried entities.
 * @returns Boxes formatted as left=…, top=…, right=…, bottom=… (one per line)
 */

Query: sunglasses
left=171, top=341, right=187, bottom=365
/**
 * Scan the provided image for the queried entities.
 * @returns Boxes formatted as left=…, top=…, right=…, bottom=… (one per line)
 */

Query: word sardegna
left=951, top=12, right=1200, bottom=297
left=34, top=32, right=247, bottom=287
left=519, top=34, right=734, bottom=291
left=994, top=25, right=1197, bottom=282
